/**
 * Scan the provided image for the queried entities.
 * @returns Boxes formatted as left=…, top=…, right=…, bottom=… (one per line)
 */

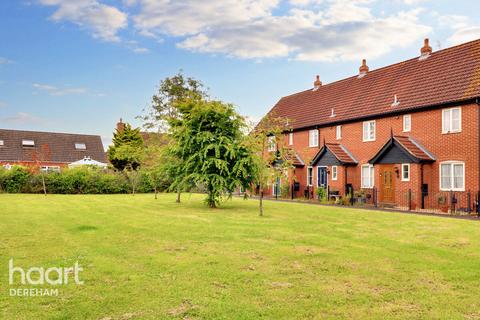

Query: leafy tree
left=247, top=114, right=293, bottom=216
left=139, top=71, right=208, bottom=132
left=107, top=123, right=144, bottom=171
left=111, top=144, right=145, bottom=195
left=142, top=135, right=172, bottom=199
left=30, top=144, right=52, bottom=196
left=168, top=99, right=256, bottom=208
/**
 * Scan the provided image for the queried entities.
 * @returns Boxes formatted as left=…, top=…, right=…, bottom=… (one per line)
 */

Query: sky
left=1, top=0, right=480, bottom=147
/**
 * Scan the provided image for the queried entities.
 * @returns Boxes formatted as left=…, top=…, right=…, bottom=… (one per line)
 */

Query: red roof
left=393, top=136, right=435, bottom=161
left=325, top=143, right=357, bottom=164
left=284, top=148, right=305, bottom=167
left=268, top=39, right=480, bottom=130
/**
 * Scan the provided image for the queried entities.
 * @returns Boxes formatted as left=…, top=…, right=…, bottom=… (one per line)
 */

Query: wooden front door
left=380, top=165, right=395, bottom=203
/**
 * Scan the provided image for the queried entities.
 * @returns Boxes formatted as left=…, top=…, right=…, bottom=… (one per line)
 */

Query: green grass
left=1, top=194, right=480, bottom=319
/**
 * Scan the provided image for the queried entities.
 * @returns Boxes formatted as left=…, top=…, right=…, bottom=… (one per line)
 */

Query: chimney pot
left=421, top=38, right=432, bottom=56
left=359, top=59, right=369, bottom=76
left=313, top=75, right=322, bottom=89
left=116, top=118, right=126, bottom=133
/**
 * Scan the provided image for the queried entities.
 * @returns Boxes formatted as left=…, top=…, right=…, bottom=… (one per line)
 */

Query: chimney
left=313, top=75, right=322, bottom=90
left=358, top=59, right=369, bottom=78
left=116, top=118, right=126, bottom=133
left=420, top=38, right=432, bottom=57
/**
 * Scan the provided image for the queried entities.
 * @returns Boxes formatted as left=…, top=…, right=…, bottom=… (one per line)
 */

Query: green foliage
left=167, top=99, right=256, bottom=208
left=0, top=166, right=31, bottom=193
left=280, top=183, right=290, bottom=198
left=139, top=71, right=208, bottom=132
left=316, top=187, right=327, bottom=202
left=0, top=166, right=160, bottom=194
left=107, top=123, right=144, bottom=171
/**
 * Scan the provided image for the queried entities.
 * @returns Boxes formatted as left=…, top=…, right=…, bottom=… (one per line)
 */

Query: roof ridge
left=0, top=128, right=102, bottom=138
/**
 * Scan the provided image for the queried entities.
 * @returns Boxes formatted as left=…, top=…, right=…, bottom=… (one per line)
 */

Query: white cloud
left=33, top=83, right=87, bottom=96
left=439, top=14, right=480, bottom=45
left=0, top=57, right=13, bottom=65
left=0, top=101, right=7, bottom=108
left=1, top=112, right=44, bottom=125
left=132, top=0, right=430, bottom=61
left=38, top=0, right=128, bottom=42
left=133, top=47, right=149, bottom=54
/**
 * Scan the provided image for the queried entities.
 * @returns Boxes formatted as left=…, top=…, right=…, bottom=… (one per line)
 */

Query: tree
left=111, top=144, right=145, bottom=195
left=168, top=99, right=256, bottom=208
left=247, top=114, right=293, bottom=216
left=30, top=144, right=52, bottom=196
left=139, top=71, right=208, bottom=133
left=107, top=123, right=144, bottom=171
left=142, top=135, right=172, bottom=199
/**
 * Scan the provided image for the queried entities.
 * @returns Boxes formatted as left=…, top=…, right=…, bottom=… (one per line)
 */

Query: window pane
left=453, top=164, right=464, bottom=189
left=369, top=166, right=374, bottom=186
left=451, top=109, right=460, bottom=131
left=442, top=109, right=450, bottom=132
left=441, top=164, right=451, bottom=189
left=404, top=115, right=411, bottom=131
left=363, top=123, right=368, bottom=140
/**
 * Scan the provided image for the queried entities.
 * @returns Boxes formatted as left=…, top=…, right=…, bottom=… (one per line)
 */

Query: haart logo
left=8, top=259, right=84, bottom=297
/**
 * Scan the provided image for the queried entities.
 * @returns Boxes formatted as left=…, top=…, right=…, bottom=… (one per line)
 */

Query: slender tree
left=248, top=114, right=293, bottom=216
left=30, top=144, right=52, bottom=196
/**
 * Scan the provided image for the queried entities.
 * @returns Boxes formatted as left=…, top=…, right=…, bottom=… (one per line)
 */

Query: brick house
left=263, top=38, right=480, bottom=212
left=0, top=129, right=106, bottom=172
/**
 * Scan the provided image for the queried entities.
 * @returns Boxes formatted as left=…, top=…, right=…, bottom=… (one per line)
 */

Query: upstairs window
left=267, top=136, right=276, bottom=152
left=309, top=129, right=319, bottom=147
left=22, top=139, right=35, bottom=147
left=403, top=114, right=411, bottom=132
left=362, top=121, right=375, bottom=142
left=336, top=125, right=342, bottom=140
left=75, top=143, right=87, bottom=150
left=288, top=132, right=293, bottom=146
left=440, top=162, right=464, bottom=191
left=442, top=107, right=461, bottom=134
left=0, top=140, right=4, bottom=146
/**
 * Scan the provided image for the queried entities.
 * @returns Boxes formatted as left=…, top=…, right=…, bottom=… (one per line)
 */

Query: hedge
left=0, top=166, right=159, bottom=194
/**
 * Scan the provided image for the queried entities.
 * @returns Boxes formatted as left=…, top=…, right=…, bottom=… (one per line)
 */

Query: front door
left=380, top=165, right=395, bottom=203
left=317, top=167, right=328, bottom=189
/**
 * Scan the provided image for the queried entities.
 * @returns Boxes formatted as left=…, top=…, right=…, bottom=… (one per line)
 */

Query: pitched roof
left=311, top=143, right=357, bottom=166
left=0, top=129, right=106, bottom=163
left=268, top=39, right=480, bottom=130
left=284, top=149, right=305, bottom=167
left=369, top=135, right=435, bottom=164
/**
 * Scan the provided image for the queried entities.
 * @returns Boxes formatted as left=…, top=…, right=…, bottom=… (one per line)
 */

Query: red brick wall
left=275, top=103, right=479, bottom=201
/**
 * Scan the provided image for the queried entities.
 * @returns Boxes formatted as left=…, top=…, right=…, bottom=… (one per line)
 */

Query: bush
left=0, top=166, right=31, bottom=193
left=0, top=166, right=156, bottom=194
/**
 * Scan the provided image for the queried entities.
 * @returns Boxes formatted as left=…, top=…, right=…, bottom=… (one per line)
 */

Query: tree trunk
left=176, top=188, right=181, bottom=203
left=41, top=173, right=47, bottom=196
left=154, top=186, right=158, bottom=200
left=259, top=190, right=264, bottom=216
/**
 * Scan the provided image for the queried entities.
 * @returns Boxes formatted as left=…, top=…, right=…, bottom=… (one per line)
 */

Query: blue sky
left=1, top=0, right=480, bottom=146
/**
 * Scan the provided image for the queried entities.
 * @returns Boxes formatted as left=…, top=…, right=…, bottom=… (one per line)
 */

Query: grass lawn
left=1, top=194, right=480, bottom=319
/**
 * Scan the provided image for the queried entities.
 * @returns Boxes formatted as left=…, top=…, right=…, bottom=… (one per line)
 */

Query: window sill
left=440, top=188, right=465, bottom=192
left=362, top=139, right=375, bottom=142
left=441, top=131, right=462, bottom=135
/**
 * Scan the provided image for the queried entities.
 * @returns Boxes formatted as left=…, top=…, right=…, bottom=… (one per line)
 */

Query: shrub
left=0, top=166, right=31, bottom=193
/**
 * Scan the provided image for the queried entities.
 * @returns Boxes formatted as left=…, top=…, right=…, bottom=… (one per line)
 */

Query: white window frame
left=75, top=143, right=87, bottom=150
left=288, top=132, right=293, bottom=146
left=307, top=166, right=313, bottom=186
left=0, top=140, right=4, bottom=146
left=361, top=164, right=375, bottom=188
left=309, top=129, right=319, bottom=147
left=22, top=139, right=35, bottom=147
left=401, top=163, right=410, bottom=181
left=336, top=125, right=342, bottom=140
left=439, top=161, right=465, bottom=191
left=403, top=114, right=411, bottom=132
left=40, top=166, right=61, bottom=173
left=442, top=107, right=462, bottom=134
left=362, top=120, right=376, bottom=142
left=267, top=136, right=276, bottom=152
left=331, top=166, right=338, bottom=181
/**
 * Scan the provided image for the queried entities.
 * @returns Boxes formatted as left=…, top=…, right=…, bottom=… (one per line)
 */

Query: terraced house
left=264, top=38, right=480, bottom=213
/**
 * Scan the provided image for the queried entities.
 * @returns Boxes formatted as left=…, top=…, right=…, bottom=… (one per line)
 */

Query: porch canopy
left=310, top=143, right=358, bottom=166
left=68, top=156, right=108, bottom=168
left=272, top=148, right=305, bottom=167
left=369, top=136, right=435, bottom=164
